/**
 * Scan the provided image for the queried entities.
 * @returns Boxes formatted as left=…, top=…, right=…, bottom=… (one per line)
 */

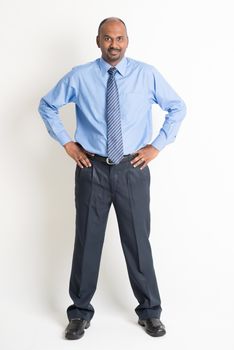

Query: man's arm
left=38, top=70, right=93, bottom=168
left=131, top=66, right=186, bottom=170
left=38, top=69, right=77, bottom=146
left=150, top=66, right=187, bottom=151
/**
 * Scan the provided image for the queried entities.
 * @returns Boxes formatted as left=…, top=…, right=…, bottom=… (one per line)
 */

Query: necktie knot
left=108, top=67, right=117, bottom=76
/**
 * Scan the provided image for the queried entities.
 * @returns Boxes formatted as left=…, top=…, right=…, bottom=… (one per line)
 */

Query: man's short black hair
left=97, top=17, right=127, bottom=36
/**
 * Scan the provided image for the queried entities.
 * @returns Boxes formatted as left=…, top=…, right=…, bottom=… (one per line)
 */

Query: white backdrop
left=0, top=0, right=234, bottom=349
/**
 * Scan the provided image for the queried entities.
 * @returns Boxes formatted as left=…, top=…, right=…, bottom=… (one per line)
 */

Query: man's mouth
left=108, top=49, right=120, bottom=54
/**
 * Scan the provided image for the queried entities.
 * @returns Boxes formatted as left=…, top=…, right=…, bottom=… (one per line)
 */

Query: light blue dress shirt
left=38, top=56, right=186, bottom=156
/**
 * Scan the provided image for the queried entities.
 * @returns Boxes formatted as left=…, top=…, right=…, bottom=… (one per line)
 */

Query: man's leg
left=112, top=160, right=162, bottom=320
left=67, top=160, right=112, bottom=321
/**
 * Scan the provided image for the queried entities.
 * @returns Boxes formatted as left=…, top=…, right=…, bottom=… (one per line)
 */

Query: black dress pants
left=67, top=154, right=162, bottom=321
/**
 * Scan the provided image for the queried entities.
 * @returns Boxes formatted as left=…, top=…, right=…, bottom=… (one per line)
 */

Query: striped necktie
left=106, top=67, right=124, bottom=164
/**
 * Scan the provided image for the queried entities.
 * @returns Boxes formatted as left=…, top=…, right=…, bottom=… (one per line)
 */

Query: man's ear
left=126, top=36, right=129, bottom=48
left=96, top=36, right=100, bottom=48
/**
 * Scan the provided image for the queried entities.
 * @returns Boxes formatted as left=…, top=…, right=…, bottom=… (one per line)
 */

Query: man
left=38, top=17, right=186, bottom=340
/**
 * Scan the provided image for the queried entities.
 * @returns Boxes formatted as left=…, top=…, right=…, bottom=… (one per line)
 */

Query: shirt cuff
left=55, top=130, right=73, bottom=146
left=151, top=132, right=167, bottom=151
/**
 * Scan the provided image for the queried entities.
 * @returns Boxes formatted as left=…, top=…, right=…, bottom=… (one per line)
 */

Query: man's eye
left=117, top=37, right=123, bottom=41
left=104, top=37, right=111, bottom=41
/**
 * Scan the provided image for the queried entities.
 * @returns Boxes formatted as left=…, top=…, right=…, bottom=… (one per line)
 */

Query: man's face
left=96, top=21, right=129, bottom=66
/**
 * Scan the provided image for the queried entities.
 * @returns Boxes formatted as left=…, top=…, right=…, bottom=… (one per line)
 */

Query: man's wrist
left=63, top=141, right=75, bottom=149
left=150, top=144, right=160, bottom=153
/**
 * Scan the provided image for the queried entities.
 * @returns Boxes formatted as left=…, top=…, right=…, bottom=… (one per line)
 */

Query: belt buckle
left=106, top=157, right=115, bottom=165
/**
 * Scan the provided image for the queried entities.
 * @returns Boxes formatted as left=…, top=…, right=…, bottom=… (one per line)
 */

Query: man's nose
left=110, top=39, right=119, bottom=47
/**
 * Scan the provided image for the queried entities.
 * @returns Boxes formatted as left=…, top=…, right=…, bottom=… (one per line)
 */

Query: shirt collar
left=98, top=56, right=127, bottom=77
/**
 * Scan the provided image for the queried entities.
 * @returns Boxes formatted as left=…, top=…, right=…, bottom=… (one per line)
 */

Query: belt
left=89, top=153, right=136, bottom=165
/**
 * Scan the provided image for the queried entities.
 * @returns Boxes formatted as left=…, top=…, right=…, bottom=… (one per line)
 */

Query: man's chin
left=107, top=54, right=122, bottom=62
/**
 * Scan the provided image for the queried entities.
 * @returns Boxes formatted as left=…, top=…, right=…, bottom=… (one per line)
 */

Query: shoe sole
left=138, top=320, right=166, bottom=337
left=65, top=321, right=90, bottom=340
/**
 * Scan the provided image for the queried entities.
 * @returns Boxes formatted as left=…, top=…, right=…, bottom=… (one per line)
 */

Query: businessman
left=38, top=17, right=186, bottom=340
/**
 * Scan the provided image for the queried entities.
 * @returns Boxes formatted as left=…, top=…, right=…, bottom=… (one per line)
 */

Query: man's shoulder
left=58, top=60, right=98, bottom=83
left=70, top=59, right=98, bottom=74
left=126, top=57, right=156, bottom=73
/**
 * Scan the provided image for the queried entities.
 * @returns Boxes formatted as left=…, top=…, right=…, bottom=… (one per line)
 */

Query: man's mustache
left=108, top=48, right=121, bottom=52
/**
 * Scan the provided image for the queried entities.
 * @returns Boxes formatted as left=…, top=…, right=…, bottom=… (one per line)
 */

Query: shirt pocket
left=121, top=92, right=150, bottom=124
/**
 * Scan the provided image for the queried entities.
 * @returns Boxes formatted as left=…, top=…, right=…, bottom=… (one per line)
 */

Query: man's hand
left=130, top=144, right=160, bottom=170
left=63, top=141, right=94, bottom=168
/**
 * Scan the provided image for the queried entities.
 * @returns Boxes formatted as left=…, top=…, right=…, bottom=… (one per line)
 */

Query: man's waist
left=88, top=153, right=136, bottom=165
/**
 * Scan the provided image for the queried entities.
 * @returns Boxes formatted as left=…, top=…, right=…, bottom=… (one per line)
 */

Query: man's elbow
left=38, top=98, right=45, bottom=115
left=179, top=99, right=187, bottom=120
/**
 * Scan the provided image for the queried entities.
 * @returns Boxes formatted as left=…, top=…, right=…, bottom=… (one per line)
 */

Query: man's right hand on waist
left=63, top=141, right=94, bottom=168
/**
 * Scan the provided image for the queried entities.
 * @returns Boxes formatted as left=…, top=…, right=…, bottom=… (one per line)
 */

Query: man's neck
left=101, top=56, right=124, bottom=67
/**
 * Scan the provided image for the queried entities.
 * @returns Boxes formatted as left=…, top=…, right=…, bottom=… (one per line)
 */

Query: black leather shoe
left=65, top=318, right=90, bottom=340
left=138, top=318, right=166, bottom=337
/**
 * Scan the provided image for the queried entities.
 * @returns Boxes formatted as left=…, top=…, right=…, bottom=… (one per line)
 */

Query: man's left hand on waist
left=130, top=144, right=160, bottom=170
